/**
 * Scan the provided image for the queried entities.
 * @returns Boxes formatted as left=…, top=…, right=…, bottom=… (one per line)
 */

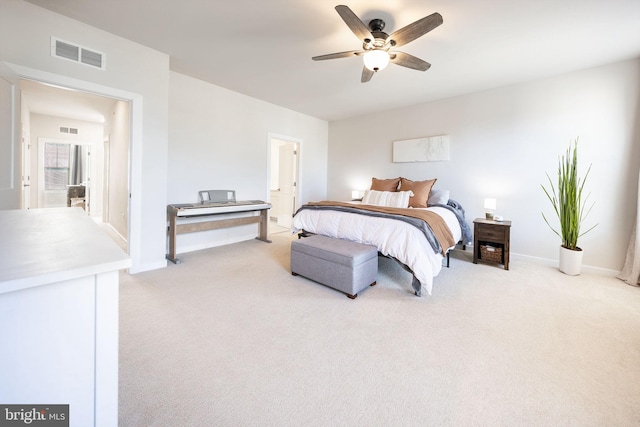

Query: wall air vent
left=51, top=37, right=106, bottom=70
left=59, top=126, right=79, bottom=135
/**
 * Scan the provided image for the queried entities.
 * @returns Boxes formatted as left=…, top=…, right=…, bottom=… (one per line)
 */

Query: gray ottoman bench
left=291, top=235, right=378, bottom=299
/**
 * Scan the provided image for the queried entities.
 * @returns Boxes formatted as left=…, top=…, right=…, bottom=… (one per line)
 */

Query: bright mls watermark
left=0, top=405, right=68, bottom=427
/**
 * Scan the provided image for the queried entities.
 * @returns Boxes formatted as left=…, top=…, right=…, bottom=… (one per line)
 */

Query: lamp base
left=485, top=212, right=494, bottom=220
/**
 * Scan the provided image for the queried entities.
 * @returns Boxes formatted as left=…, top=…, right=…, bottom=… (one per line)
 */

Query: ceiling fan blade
left=312, top=50, right=364, bottom=61
left=390, top=52, right=431, bottom=71
left=361, top=67, right=374, bottom=83
left=389, top=12, right=443, bottom=47
left=335, top=5, right=374, bottom=43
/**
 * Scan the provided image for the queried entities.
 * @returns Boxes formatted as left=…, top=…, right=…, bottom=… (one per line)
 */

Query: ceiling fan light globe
left=363, top=50, right=390, bottom=72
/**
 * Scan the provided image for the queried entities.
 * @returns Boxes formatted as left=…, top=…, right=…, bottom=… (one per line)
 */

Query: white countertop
left=0, top=208, right=132, bottom=294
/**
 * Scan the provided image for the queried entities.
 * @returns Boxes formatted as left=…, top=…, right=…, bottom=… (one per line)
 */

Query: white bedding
left=291, top=205, right=462, bottom=295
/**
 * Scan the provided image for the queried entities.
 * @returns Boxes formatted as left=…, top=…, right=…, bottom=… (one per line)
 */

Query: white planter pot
left=559, top=246, right=583, bottom=276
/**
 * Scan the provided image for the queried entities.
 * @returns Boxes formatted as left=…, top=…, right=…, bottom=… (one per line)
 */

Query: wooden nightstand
left=473, top=218, right=512, bottom=270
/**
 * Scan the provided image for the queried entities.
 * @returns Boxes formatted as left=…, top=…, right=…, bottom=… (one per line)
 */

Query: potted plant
left=541, top=138, right=597, bottom=275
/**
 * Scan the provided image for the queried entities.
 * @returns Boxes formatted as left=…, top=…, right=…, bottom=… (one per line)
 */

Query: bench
left=291, top=235, right=378, bottom=299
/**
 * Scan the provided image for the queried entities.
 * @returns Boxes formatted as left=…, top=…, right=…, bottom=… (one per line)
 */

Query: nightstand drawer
left=476, top=227, right=505, bottom=241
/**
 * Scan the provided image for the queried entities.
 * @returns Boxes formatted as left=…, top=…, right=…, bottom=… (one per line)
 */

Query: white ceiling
left=21, top=79, right=117, bottom=123
left=23, top=0, right=640, bottom=122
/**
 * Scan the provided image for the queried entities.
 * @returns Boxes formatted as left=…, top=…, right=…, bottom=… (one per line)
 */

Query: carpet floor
left=118, top=233, right=640, bottom=426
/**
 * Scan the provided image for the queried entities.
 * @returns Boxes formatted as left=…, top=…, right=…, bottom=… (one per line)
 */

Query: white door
left=277, top=143, right=297, bottom=228
left=0, top=63, right=21, bottom=209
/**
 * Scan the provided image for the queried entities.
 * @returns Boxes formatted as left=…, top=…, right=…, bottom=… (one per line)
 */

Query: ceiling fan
left=312, top=5, right=443, bottom=83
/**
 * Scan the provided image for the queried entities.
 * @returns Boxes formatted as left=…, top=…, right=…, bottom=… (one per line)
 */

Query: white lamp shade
left=363, top=50, right=390, bottom=71
left=484, top=198, right=497, bottom=210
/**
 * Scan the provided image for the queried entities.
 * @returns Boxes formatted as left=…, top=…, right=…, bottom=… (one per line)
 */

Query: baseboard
left=176, top=234, right=258, bottom=255
left=454, top=245, right=620, bottom=277
left=510, top=252, right=620, bottom=277
left=101, top=222, right=127, bottom=246
left=128, top=259, right=168, bottom=274
left=127, top=234, right=262, bottom=274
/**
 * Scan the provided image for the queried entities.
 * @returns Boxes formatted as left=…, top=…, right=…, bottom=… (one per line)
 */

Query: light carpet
left=118, top=233, right=640, bottom=426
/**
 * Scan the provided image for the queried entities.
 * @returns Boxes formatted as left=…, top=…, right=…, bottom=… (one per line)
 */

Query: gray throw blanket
left=430, top=199, right=473, bottom=245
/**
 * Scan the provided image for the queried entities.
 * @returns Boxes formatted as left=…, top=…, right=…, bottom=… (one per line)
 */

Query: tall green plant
left=541, top=139, right=597, bottom=250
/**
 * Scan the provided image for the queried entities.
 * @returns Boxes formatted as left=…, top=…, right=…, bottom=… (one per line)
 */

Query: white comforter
left=291, top=206, right=462, bottom=295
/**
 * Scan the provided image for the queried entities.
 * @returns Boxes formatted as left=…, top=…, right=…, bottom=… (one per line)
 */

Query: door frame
left=36, top=137, right=94, bottom=211
left=267, top=132, right=302, bottom=232
left=21, top=126, right=31, bottom=209
left=5, top=62, right=141, bottom=269
left=0, top=61, right=21, bottom=209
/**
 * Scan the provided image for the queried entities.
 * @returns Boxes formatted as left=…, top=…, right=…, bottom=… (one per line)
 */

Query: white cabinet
left=0, top=208, right=130, bottom=427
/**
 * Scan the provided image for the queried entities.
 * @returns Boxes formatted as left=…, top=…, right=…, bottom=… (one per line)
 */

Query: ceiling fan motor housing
left=366, top=19, right=392, bottom=49
left=368, top=18, right=385, bottom=32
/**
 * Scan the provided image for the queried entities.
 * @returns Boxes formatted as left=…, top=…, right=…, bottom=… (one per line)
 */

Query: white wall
left=103, top=100, right=130, bottom=240
left=1, top=0, right=170, bottom=272
left=328, top=58, right=640, bottom=272
left=168, top=72, right=328, bottom=254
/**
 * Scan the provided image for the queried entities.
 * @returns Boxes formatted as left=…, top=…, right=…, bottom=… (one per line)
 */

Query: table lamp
left=484, top=198, right=496, bottom=220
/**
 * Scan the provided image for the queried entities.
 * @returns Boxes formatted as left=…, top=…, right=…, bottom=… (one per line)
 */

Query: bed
left=291, top=177, right=472, bottom=297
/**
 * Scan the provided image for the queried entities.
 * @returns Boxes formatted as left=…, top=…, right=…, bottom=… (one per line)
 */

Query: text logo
left=0, top=405, right=69, bottom=427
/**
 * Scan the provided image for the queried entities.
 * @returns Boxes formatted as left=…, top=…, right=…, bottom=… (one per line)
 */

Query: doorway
left=37, top=139, right=92, bottom=210
left=268, top=135, right=300, bottom=234
left=20, top=79, right=131, bottom=251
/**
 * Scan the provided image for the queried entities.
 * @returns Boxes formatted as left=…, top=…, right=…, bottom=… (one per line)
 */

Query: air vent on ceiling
left=51, top=37, right=105, bottom=70
left=60, top=126, right=79, bottom=135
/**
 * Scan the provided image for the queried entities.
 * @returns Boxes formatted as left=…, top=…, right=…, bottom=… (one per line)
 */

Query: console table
left=166, top=200, right=271, bottom=263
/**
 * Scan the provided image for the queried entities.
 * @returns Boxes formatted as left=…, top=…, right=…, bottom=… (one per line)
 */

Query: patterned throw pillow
left=362, top=189, right=414, bottom=208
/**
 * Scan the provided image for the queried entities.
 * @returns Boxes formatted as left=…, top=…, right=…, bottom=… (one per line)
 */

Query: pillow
left=428, top=189, right=450, bottom=206
left=399, top=177, right=437, bottom=208
left=362, top=189, right=413, bottom=208
left=371, top=177, right=401, bottom=192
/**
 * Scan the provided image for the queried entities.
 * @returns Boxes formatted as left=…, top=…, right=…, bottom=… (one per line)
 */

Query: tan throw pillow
left=371, top=177, right=401, bottom=192
left=399, top=177, right=437, bottom=208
